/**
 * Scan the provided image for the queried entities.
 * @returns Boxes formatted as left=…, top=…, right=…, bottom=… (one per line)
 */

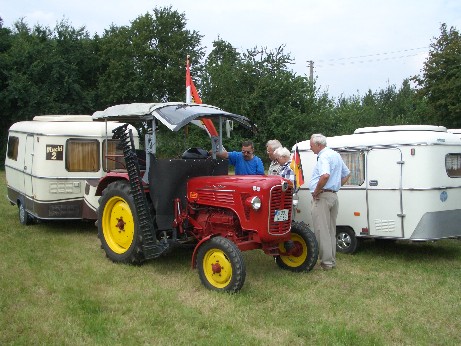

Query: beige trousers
left=311, top=192, right=338, bottom=267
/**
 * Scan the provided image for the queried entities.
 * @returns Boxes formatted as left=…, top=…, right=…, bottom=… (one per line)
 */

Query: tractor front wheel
left=275, top=221, right=319, bottom=272
left=98, top=180, right=144, bottom=264
left=197, top=237, right=246, bottom=293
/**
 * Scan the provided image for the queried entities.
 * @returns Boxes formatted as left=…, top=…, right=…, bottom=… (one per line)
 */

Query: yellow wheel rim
left=102, top=196, right=134, bottom=254
left=278, top=233, right=308, bottom=268
left=202, top=248, right=233, bottom=289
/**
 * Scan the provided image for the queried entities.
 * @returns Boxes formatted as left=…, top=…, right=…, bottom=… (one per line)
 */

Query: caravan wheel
left=336, top=227, right=359, bottom=254
left=18, top=202, right=31, bottom=225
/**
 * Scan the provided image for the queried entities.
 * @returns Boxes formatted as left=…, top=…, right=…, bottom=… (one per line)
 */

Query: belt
left=322, top=189, right=337, bottom=193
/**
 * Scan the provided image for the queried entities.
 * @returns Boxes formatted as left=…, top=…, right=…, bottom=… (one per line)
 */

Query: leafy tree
left=0, top=19, right=100, bottom=163
left=201, top=40, right=334, bottom=160
left=334, top=78, right=430, bottom=136
left=0, top=21, right=13, bottom=161
left=94, top=7, right=207, bottom=159
left=200, top=38, right=242, bottom=111
left=413, top=23, right=461, bottom=127
left=0, top=7, right=444, bottom=166
left=2, top=19, right=98, bottom=117
left=392, top=79, right=428, bottom=124
left=97, top=6, right=205, bottom=107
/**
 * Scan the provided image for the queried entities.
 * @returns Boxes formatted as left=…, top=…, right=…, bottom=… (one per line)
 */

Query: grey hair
left=274, top=147, right=291, bottom=159
left=266, top=139, right=282, bottom=150
left=311, top=133, right=327, bottom=146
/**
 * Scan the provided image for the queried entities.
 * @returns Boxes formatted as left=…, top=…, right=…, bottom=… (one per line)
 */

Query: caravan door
left=366, top=148, right=404, bottom=238
left=23, top=134, right=34, bottom=211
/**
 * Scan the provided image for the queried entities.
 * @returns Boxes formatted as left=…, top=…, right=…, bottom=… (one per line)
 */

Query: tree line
left=1, top=6, right=460, bottom=165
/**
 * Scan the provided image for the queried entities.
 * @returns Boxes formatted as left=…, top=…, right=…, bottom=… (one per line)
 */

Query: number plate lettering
left=274, top=209, right=289, bottom=222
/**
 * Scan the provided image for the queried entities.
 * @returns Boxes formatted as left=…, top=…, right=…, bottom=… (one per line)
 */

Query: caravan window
left=102, top=139, right=125, bottom=171
left=7, top=136, right=19, bottom=161
left=340, top=151, right=365, bottom=186
left=446, top=154, right=461, bottom=178
left=65, top=139, right=100, bottom=172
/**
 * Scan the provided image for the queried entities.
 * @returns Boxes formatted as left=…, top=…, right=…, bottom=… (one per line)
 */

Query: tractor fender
left=96, top=173, right=130, bottom=196
left=191, top=234, right=216, bottom=269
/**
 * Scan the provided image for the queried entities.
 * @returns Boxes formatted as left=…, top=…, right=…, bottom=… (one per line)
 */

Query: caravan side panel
left=400, top=145, right=461, bottom=239
left=295, top=148, right=368, bottom=234
left=294, top=127, right=461, bottom=244
left=5, top=119, right=138, bottom=222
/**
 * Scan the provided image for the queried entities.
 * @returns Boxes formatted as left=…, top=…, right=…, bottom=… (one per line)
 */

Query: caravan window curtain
left=66, top=139, right=100, bottom=172
left=446, top=154, right=461, bottom=178
left=340, top=151, right=365, bottom=186
left=7, top=136, right=19, bottom=161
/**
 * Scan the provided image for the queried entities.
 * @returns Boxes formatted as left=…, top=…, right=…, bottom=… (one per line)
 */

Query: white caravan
left=448, top=129, right=461, bottom=138
left=294, top=125, right=461, bottom=253
left=5, top=115, right=138, bottom=225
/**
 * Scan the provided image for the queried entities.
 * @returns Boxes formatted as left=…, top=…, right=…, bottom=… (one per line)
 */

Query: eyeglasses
left=242, top=150, right=253, bottom=155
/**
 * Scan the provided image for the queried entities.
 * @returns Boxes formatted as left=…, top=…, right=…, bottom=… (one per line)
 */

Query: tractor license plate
left=274, top=209, right=289, bottom=222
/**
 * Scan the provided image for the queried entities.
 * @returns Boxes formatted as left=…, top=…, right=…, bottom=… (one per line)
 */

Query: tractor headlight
left=281, top=181, right=289, bottom=192
left=292, top=192, right=299, bottom=207
left=246, top=196, right=261, bottom=210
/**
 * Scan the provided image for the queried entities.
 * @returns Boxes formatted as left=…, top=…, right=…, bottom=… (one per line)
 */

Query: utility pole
left=307, top=60, right=314, bottom=82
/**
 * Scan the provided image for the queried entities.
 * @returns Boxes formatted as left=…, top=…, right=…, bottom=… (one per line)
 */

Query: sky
left=1, top=0, right=461, bottom=98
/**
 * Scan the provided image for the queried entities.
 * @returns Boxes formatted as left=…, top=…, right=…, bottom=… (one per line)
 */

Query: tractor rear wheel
left=275, top=221, right=318, bottom=272
left=197, top=237, right=246, bottom=293
left=98, top=180, right=144, bottom=264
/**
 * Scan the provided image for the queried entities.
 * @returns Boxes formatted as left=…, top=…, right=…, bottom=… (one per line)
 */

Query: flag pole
left=185, top=55, right=218, bottom=137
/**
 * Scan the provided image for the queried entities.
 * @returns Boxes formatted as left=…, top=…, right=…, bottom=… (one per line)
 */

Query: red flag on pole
left=290, top=145, right=304, bottom=190
left=186, top=55, right=217, bottom=136
left=186, top=55, right=202, bottom=104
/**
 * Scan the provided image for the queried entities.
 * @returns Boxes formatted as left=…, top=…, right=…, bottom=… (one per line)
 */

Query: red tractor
left=93, top=102, right=318, bottom=292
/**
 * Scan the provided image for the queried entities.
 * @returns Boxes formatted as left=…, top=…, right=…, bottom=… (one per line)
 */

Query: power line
left=317, top=52, right=428, bottom=68
left=315, top=46, right=429, bottom=68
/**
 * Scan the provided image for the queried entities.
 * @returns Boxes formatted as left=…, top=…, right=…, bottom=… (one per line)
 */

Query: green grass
left=1, top=170, right=460, bottom=345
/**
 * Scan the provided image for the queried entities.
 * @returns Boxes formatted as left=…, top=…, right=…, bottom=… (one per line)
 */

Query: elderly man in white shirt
left=309, top=133, right=350, bottom=270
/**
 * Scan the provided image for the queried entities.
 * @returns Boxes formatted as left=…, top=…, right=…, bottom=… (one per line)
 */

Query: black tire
left=197, top=236, right=246, bottom=293
left=18, top=202, right=31, bottom=225
left=336, top=227, right=359, bottom=254
left=275, top=221, right=319, bottom=272
left=97, top=180, right=145, bottom=264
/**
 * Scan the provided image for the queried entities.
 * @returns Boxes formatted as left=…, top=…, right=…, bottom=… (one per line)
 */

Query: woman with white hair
left=274, top=147, right=296, bottom=189
left=266, top=139, right=282, bottom=175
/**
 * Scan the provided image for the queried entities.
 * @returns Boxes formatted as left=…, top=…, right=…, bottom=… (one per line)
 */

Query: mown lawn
left=1, top=171, right=460, bottom=345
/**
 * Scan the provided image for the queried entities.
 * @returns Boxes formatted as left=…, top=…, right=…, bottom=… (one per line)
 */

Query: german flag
left=290, top=145, right=304, bottom=191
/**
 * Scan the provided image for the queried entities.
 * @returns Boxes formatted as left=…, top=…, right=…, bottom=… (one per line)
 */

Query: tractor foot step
left=143, top=240, right=170, bottom=260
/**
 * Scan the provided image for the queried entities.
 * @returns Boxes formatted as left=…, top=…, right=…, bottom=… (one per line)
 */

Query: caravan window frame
left=102, top=139, right=125, bottom=171
left=7, top=136, right=19, bottom=161
left=445, top=153, right=461, bottom=178
left=65, top=139, right=100, bottom=172
left=339, top=150, right=365, bottom=186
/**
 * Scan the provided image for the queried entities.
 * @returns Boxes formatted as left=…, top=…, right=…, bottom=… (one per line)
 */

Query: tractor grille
left=198, top=190, right=235, bottom=205
left=268, top=185, right=293, bottom=235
